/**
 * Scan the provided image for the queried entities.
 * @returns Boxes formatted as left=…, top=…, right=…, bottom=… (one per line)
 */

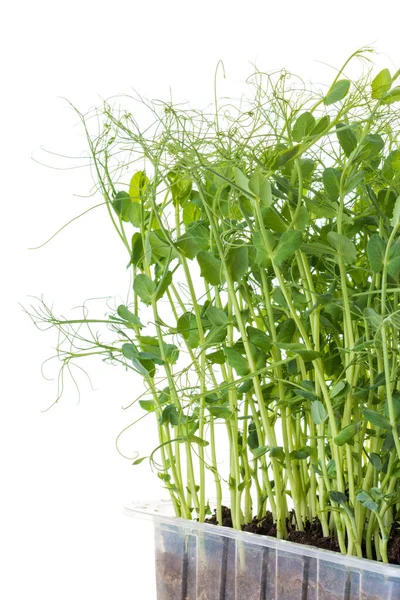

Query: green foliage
left=30, top=51, right=400, bottom=561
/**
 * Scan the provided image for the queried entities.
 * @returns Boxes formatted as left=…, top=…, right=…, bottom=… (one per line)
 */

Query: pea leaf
left=207, top=406, right=233, bottom=420
left=369, top=453, right=383, bottom=471
left=235, top=168, right=252, bottom=196
left=371, top=69, right=392, bottom=100
left=122, top=343, right=139, bottom=360
left=246, top=326, right=272, bottom=353
left=129, top=171, right=148, bottom=202
left=226, top=246, right=248, bottom=282
left=327, top=232, right=356, bottom=264
left=363, top=409, right=392, bottom=431
left=334, top=422, right=360, bottom=446
left=323, top=168, right=341, bottom=202
left=117, top=305, right=142, bottom=327
left=139, top=400, right=156, bottom=412
left=277, top=318, right=296, bottom=343
left=206, top=307, right=229, bottom=327
left=330, top=381, right=346, bottom=398
left=323, top=80, right=351, bottom=106
left=310, top=114, right=331, bottom=136
left=248, top=171, right=272, bottom=206
left=197, top=251, right=223, bottom=285
left=382, top=86, right=400, bottom=105
left=252, top=230, right=274, bottom=267
left=367, top=234, right=386, bottom=272
left=329, top=490, right=348, bottom=505
left=133, top=274, right=156, bottom=305
left=363, top=307, right=383, bottom=332
left=336, top=123, right=358, bottom=157
left=155, top=270, right=173, bottom=300
left=176, top=312, right=200, bottom=348
left=224, top=347, right=250, bottom=376
left=292, top=112, right=316, bottom=142
left=273, top=230, right=303, bottom=266
left=311, top=400, right=328, bottom=425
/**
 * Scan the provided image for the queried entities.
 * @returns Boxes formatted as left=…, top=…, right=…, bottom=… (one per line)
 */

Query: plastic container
left=125, top=501, right=400, bottom=600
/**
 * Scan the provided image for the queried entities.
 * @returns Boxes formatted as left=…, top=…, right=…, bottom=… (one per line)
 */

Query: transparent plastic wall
left=125, top=502, right=400, bottom=600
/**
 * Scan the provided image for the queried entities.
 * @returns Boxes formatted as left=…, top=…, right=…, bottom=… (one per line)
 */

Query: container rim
left=124, top=500, right=400, bottom=578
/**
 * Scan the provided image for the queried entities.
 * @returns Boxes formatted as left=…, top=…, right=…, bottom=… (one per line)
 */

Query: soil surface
left=205, top=506, right=400, bottom=564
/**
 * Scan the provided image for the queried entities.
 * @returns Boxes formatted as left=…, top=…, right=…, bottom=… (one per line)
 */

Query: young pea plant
left=28, top=48, right=400, bottom=561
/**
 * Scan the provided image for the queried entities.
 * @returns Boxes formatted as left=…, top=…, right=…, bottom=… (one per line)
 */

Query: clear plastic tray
left=125, top=501, right=400, bottom=599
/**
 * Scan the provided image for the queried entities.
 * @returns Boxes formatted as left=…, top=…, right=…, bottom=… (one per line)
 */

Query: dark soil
left=206, top=506, right=400, bottom=564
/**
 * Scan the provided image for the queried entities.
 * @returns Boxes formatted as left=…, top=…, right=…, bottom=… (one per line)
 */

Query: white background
left=1, top=1, right=400, bottom=598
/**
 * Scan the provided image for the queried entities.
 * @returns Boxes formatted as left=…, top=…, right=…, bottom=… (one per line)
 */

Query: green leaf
left=131, top=233, right=144, bottom=266
left=207, top=406, right=233, bottom=420
left=323, top=80, right=351, bottom=105
left=155, top=270, right=173, bottom=301
left=247, top=327, right=272, bottom=353
left=361, top=134, right=385, bottom=160
left=112, top=191, right=132, bottom=222
left=292, top=112, right=316, bottom=142
left=382, top=86, right=400, bottom=105
left=122, top=343, right=139, bottom=360
left=273, top=230, right=303, bottom=266
left=371, top=69, right=392, bottom=100
left=139, top=400, right=156, bottom=412
left=356, top=491, right=372, bottom=503
left=329, top=490, right=348, bottom=505
left=390, top=196, right=400, bottom=227
left=289, top=448, right=313, bottom=460
left=226, top=246, right=248, bottom=282
left=206, top=307, right=229, bottom=327
left=205, top=350, right=226, bottom=364
left=336, top=123, right=358, bottom=157
left=177, top=312, right=200, bottom=349
left=327, top=459, right=337, bottom=478
left=132, top=456, right=148, bottom=466
left=148, top=231, right=177, bottom=259
left=327, top=231, right=356, bottom=264
left=117, top=305, right=142, bottom=327
left=311, top=400, right=328, bottom=425
left=272, top=145, right=300, bottom=169
left=277, top=318, right=296, bottom=343
left=330, top=381, right=346, bottom=398
left=367, top=234, right=386, bottom=272
left=247, top=422, right=259, bottom=450
left=197, top=251, right=223, bottom=286
left=334, top=422, right=360, bottom=446
left=168, top=170, right=192, bottom=205
left=344, top=170, right=365, bottom=195
left=248, top=171, right=272, bottom=206
left=133, top=274, right=156, bottom=305
left=270, top=446, right=285, bottom=461
left=275, top=342, right=321, bottom=362
left=182, top=201, right=201, bottom=226
left=382, top=150, right=400, bottom=181
left=369, top=453, right=383, bottom=471
left=235, top=168, right=252, bottom=196
left=310, top=115, right=331, bottom=136
left=252, top=230, right=274, bottom=267
left=363, top=409, right=392, bottom=431
left=363, top=500, right=379, bottom=512
left=224, top=347, right=250, bottom=376
left=363, top=307, right=383, bottom=332
left=175, top=232, right=201, bottom=259
left=160, top=404, right=180, bottom=426
left=129, top=171, right=149, bottom=202
left=323, top=168, right=341, bottom=202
